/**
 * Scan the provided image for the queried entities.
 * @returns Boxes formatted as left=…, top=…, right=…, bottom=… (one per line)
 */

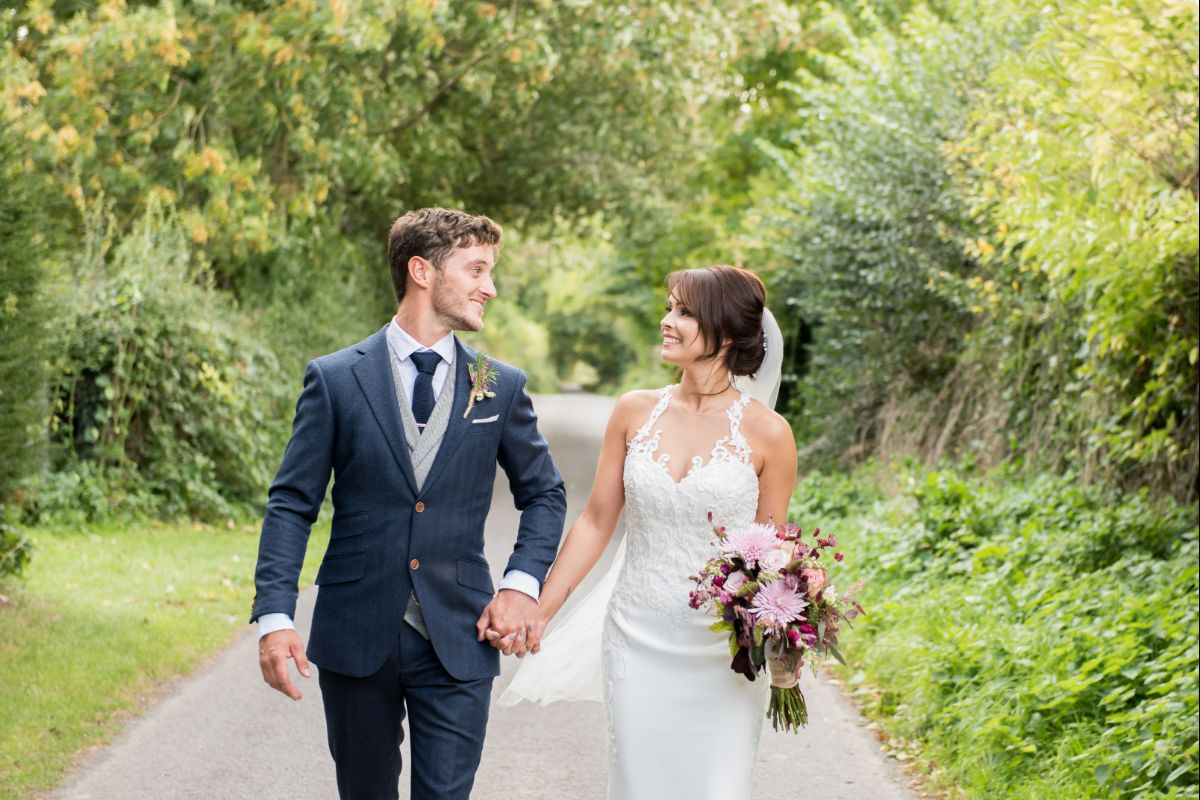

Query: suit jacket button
left=415, top=501, right=426, bottom=513
left=409, top=559, right=420, bottom=570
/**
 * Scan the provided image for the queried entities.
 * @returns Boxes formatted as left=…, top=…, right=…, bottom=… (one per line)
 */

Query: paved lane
left=51, top=394, right=915, bottom=800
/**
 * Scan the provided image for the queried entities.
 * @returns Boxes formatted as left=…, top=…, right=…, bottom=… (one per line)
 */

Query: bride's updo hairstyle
left=666, top=266, right=766, bottom=378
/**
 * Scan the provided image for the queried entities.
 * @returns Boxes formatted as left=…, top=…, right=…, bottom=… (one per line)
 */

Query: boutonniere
left=464, top=353, right=498, bottom=418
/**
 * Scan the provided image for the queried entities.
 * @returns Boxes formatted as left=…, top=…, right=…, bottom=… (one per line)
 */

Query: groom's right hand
left=259, top=629, right=311, bottom=700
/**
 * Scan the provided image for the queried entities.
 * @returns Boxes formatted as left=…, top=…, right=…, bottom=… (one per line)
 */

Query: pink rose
left=758, top=548, right=790, bottom=572
left=801, top=568, right=826, bottom=598
left=724, top=571, right=748, bottom=593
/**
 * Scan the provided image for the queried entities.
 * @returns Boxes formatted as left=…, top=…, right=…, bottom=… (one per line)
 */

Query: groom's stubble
left=431, top=272, right=485, bottom=333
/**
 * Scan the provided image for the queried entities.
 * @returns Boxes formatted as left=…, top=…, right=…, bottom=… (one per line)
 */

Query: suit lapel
left=418, top=338, right=475, bottom=495
left=351, top=327, right=418, bottom=495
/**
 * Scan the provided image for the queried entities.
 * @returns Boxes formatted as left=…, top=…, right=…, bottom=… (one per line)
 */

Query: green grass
left=0, top=518, right=328, bottom=800
left=792, top=465, right=1199, bottom=800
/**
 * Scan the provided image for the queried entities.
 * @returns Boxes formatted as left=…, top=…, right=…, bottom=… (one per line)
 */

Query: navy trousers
left=318, top=622, right=492, bottom=800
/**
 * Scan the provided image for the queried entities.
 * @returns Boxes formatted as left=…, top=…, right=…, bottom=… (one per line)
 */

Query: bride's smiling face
left=660, top=293, right=707, bottom=365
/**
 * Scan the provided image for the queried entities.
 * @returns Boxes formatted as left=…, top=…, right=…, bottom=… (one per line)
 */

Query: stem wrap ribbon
left=767, top=649, right=801, bottom=690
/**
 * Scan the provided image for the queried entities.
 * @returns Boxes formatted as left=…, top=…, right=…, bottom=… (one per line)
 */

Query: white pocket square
left=471, top=415, right=500, bottom=424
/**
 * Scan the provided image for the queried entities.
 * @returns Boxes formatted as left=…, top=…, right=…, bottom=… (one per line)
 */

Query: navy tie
left=409, top=351, right=441, bottom=426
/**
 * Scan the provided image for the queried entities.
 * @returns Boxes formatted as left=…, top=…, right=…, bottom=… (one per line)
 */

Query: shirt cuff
left=498, top=569, right=541, bottom=602
left=257, top=613, right=296, bottom=639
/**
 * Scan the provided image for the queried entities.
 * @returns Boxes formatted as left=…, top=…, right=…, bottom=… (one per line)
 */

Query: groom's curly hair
left=388, top=208, right=503, bottom=303
left=667, top=266, right=767, bottom=378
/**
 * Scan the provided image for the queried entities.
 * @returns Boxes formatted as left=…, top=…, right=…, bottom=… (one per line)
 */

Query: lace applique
left=601, top=617, right=626, bottom=765
left=626, top=387, right=672, bottom=459
left=613, top=385, right=759, bottom=636
left=633, top=386, right=753, bottom=482
left=704, top=392, right=753, bottom=469
left=608, top=384, right=761, bottom=770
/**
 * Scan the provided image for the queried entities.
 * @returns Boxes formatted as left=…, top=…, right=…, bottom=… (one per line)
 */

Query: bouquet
left=689, top=514, right=864, bottom=732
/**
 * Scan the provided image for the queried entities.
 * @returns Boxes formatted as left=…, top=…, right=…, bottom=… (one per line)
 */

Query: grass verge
left=0, top=518, right=328, bottom=800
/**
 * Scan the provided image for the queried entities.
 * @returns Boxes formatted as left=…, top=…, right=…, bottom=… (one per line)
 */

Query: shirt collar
left=388, top=318, right=456, bottom=366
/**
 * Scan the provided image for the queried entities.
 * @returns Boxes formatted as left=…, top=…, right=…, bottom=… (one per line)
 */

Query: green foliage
left=29, top=206, right=287, bottom=521
left=0, top=505, right=30, bottom=579
left=0, top=120, right=54, bottom=576
left=813, top=466, right=1199, bottom=799
left=1, top=0, right=795, bottom=526
left=743, top=0, right=1197, bottom=503
left=6, top=0, right=787, bottom=301
left=958, top=0, right=1199, bottom=499
left=791, top=465, right=885, bottom=521
left=755, top=3, right=1008, bottom=456
left=0, top=128, right=47, bottom=506
left=463, top=221, right=668, bottom=393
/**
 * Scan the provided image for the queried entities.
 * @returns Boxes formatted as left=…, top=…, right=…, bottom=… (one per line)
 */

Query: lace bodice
left=502, top=383, right=767, bottom=781
left=612, top=385, right=759, bottom=627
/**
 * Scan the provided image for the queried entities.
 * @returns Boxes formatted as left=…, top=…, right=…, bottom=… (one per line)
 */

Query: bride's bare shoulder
left=741, top=400, right=794, bottom=449
left=604, top=389, right=663, bottom=431
left=612, top=389, right=662, bottom=418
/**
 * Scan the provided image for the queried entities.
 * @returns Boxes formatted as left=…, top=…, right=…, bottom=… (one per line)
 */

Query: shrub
left=0, top=123, right=54, bottom=575
left=27, top=207, right=288, bottom=521
left=809, top=466, right=1198, bottom=799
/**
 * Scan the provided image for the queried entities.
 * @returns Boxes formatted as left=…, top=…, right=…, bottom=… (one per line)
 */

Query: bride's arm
left=751, top=408, right=798, bottom=525
left=536, top=393, right=644, bottom=624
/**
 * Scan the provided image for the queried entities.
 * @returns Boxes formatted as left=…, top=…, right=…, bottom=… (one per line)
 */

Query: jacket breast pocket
left=316, top=553, right=366, bottom=586
left=457, top=559, right=494, bottom=596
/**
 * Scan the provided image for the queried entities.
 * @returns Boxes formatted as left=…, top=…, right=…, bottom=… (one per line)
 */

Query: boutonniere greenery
left=464, top=353, right=498, bottom=418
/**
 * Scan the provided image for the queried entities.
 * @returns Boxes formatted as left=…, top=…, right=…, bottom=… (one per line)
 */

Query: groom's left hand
left=477, top=589, right=544, bottom=657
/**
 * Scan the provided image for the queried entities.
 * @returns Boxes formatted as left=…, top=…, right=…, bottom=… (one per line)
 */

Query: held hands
left=258, top=629, right=311, bottom=700
left=476, top=588, right=547, bottom=658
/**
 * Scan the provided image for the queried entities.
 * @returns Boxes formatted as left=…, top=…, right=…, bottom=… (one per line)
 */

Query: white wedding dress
left=502, top=384, right=769, bottom=799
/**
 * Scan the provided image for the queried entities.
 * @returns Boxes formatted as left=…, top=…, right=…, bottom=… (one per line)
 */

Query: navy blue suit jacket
left=251, top=326, right=566, bottom=681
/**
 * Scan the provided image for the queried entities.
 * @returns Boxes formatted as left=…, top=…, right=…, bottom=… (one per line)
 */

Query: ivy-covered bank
left=793, top=467, right=1199, bottom=800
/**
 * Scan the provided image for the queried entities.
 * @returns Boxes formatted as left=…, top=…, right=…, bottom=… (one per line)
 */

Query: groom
left=250, top=208, right=567, bottom=799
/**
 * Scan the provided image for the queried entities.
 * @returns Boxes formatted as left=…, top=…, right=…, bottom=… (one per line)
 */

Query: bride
left=497, top=265, right=797, bottom=799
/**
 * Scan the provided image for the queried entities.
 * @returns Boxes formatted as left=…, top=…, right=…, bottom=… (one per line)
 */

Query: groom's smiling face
left=431, top=244, right=498, bottom=332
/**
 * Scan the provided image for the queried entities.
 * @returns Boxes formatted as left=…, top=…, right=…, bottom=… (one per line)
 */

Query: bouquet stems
left=766, top=647, right=807, bottom=733
left=768, top=686, right=809, bottom=733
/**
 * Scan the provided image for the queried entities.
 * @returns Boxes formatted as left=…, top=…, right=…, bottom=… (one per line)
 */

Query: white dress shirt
left=257, top=319, right=539, bottom=639
left=386, top=320, right=457, bottom=419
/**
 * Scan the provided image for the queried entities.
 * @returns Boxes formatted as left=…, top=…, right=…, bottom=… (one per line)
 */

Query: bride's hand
left=477, top=589, right=543, bottom=657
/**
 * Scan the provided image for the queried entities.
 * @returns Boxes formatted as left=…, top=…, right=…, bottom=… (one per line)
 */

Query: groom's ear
left=407, top=256, right=435, bottom=291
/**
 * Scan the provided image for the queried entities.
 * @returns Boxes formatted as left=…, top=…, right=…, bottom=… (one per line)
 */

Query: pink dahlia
left=722, top=523, right=780, bottom=568
left=750, top=579, right=809, bottom=628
